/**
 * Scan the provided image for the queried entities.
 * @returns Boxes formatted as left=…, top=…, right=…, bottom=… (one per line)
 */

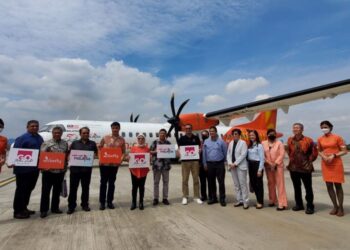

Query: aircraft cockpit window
left=149, top=133, right=153, bottom=138
left=39, top=124, right=66, bottom=132
left=122, top=132, right=126, bottom=138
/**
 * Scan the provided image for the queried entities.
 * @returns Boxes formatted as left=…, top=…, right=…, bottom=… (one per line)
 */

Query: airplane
left=39, top=79, right=350, bottom=149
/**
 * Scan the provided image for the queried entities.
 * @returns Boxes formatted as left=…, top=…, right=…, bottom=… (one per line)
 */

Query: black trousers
left=199, top=165, right=210, bottom=200
left=290, top=171, right=314, bottom=209
left=68, top=170, right=92, bottom=209
left=13, top=171, right=39, bottom=214
left=99, top=166, right=119, bottom=204
left=40, top=172, right=65, bottom=212
left=207, top=162, right=226, bottom=201
left=248, top=160, right=264, bottom=205
left=131, top=174, right=147, bottom=203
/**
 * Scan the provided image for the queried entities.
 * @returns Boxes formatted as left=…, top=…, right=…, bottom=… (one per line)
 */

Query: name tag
left=69, top=150, right=94, bottom=167
left=180, top=145, right=199, bottom=160
left=7, top=148, right=39, bottom=167
left=38, top=152, right=66, bottom=170
left=99, top=147, right=123, bottom=164
left=129, top=153, right=150, bottom=168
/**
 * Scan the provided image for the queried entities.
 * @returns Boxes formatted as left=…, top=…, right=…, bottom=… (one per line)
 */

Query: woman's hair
left=248, top=130, right=261, bottom=148
left=266, top=128, right=276, bottom=136
left=320, top=120, right=333, bottom=131
left=231, top=128, right=242, bottom=135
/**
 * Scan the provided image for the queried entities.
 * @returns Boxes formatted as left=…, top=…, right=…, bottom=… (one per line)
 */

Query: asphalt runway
left=0, top=156, right=349, bottom=250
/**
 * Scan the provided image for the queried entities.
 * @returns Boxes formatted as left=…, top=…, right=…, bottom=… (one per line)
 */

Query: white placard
left=157, top=144, right=176, bottom=159
left=68, top=150, right=94, bottom=167
left=7, top=148, right=39, bottom=167
left=180, top=145, right=200, bottom=160
left=129, top=153, right=150, bottom=168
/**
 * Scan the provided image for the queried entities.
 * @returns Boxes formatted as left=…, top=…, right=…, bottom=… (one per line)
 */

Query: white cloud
left=254, top=94, right=271, bottom=101
left=198, top=95, right=226, bottom=107
left=225, top=77, right=269, bottom=94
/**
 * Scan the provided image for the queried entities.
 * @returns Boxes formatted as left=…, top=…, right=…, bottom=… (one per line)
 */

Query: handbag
left=60, top=178, right=68, bottom=198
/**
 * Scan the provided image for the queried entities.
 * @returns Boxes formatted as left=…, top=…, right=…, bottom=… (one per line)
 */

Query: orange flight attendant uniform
left=317, top=134, right=346, bottom=183
left=0, top=135, right=8, bottom=173
left=130, top=146, right=150, bottom=178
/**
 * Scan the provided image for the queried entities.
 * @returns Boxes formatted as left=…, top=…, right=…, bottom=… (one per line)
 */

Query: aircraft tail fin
left=238, top=110, right=277, bottom=130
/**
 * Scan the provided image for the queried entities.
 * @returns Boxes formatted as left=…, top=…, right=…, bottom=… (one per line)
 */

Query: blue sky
left=0, top=0, right=350, bottom=140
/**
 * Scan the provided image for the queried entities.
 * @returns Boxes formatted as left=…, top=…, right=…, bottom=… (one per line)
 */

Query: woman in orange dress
left=317, top=120, right=348, bottom=217
left=128, top=134, right=150, bottom=210
left=0, top=119, right=8, bottom=173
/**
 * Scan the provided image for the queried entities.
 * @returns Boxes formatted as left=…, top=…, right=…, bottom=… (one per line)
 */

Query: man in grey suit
left=227, top=129, right=249, bottom=209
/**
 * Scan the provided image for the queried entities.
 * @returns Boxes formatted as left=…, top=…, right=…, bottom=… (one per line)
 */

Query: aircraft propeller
left=130, top=113, right=140, bottom=123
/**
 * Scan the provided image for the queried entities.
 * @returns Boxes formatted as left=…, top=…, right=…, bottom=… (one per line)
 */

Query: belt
left=207, top=160, right=225, bottom=164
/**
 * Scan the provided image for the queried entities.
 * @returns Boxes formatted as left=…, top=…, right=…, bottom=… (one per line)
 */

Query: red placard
left=99, top=147, right=123, bottom=164
left=38, top=152, right=66, bottom=170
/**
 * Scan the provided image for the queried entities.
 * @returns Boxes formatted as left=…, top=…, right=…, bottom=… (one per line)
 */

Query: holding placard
left=156, top=144, right=176, bottom=159
left=68, top=150, right=94, bottom=167
left=99, top=147, right=123, bottom=164
left=129, top=153, right=150, bottom=168
left=7, top=148, right=39, bottom=167
left=179, top=145, right=200, bottom=160
left=38, top=152, right=66, bottom=170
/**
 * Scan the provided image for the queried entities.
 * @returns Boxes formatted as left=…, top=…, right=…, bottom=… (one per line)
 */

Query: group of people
left=0, top=118, right=347, bottom=220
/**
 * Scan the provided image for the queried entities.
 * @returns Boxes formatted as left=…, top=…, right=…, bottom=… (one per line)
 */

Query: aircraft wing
left=204, top=79, right=350, bottom=126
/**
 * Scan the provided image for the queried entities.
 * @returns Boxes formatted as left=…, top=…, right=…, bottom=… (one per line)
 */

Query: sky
left=1, top=0, right=350, bottom=141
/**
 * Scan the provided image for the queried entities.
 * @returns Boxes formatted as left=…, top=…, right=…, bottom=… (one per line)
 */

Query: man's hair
left=27, top=120, right=39, bottom=127
left=293, top=122, right=304, bottom=130
left=79, top=126, right=90, bottom=134
left=52, top=126, right=63, bottom=133
left=209, top=126, right=217, bottom=132
left=267, top=128, right=276, bottom=135
left=201, top=130, right=209, bottom=136
left=111, top=122, right=120, bottom=128
left=232, top=128, right=242, bottom=135
left=0, top=118, right=4, bottom=127
left=159, top=128, right=167, bottom=134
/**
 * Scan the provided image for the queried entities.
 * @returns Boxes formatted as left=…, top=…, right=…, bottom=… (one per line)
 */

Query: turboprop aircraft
left=39, top=79, right=350, bottom=148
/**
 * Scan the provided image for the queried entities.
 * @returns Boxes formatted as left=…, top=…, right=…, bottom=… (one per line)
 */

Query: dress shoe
left=292, top=206, right=304, bottom=211
left=243, top=204, right=249, bottom=210
left=153, top=199, right=159, bottom=206
left=234, top=202, right=243, bottom=207
left=207, top=199, right=218, bottom=205
left=100, top=204, right=106, bottom=210
left=82, top=206, right=91, bottom=212
left=40, top=212, right=48, bottom=218
left=220, top=200, right=227, bottom=207
left=305, top=208, right=314, bottom=215
left=276, top=207, right=286, bottom=211
left=13, top=212, right=30, bottom=219
left=139, top=202, right=144, bottom=210
left=268, top=203, right=276, bottom=207
left=25, top=208, right=35, bottom=215
left=67, top=209, right=75, bottom=215
left=200, top=197, right=208, bottom=202
left=182, top=197, right=188, bottom=205
left=107, top=203, right=115, bottom=209
left=162, top=199, right=170, bottom=205
left=130, top=202, right=137, bottom=210
left=51, top=209, right=63, bottom=214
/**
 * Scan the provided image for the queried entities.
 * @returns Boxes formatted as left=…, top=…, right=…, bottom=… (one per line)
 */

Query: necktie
left=232, top=140, right=237, bottom=163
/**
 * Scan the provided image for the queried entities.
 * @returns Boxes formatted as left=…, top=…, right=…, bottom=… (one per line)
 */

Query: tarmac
left=0, top=156, right=349, bottom=250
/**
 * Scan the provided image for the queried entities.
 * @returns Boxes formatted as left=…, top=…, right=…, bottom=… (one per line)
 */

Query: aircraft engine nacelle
left=179, top=113, right=219, bottom=131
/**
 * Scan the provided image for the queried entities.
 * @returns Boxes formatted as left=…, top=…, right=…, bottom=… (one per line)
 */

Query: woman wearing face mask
left=317, top=121, right=347, bottom=217
left=128, top=134, right=150, bottom=210
left=0, top=119, right=8, bottom=173
left=262, top=129, right=288, bottom=211
left=247, top=130, right=265, bottom=209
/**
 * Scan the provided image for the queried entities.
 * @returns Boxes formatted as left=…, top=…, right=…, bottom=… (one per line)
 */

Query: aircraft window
left=156, top=133, right=159, bottom=137
left=143, top=132, right=146, bottom=137
left=136, top=132, right=139, bottom=137
left=129, top=132, right=133, bottom=137
left=122, top=132, right=126, bottom=138
left=149, top=133, right=153, bottom=138
left=221, top=134, right=223, bottom=137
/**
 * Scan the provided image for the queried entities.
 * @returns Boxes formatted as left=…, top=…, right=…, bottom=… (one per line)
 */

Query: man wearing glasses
left=178, top=124, right=202, bottom=205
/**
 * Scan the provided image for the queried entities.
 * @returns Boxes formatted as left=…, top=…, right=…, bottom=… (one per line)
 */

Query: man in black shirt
left=177, top=124, right=202, bottom=205
left=67, top=127, right=98, bottom=214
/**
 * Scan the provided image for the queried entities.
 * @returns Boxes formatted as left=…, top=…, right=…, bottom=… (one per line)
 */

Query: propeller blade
left=167, top=125, right=174, bottom=137
left=174, top=126, right=180, bottom=144
left=130, top=113, right=133, bottom=123
left=176, top=98, right=190, bottom=117
left=164, top=114, right=170, bottom=119
left=134, top=114, right=140, bottom=123
left=170, top=93, right=176, bottom=117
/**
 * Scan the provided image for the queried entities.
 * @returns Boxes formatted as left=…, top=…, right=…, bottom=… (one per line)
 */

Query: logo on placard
left=158, top=147, right=174, bottom=154
left=43, top=155, right=62, bottom=164
left=134, top=154, right=146, bottom=164
left=184, top=146, right=195, bottom=156
left=104, top=152, right=117, bottom=158
left=16, top=150, right=33, bottom=163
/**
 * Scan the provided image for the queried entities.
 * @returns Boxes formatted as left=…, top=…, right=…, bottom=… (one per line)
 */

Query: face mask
left=268, top=135, right=276, bottom=140
left=0, top=128, right=3, bottom=133
left=202, top=135, right=208, bottom=140
left=321, top=128, right=330, bottom=134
